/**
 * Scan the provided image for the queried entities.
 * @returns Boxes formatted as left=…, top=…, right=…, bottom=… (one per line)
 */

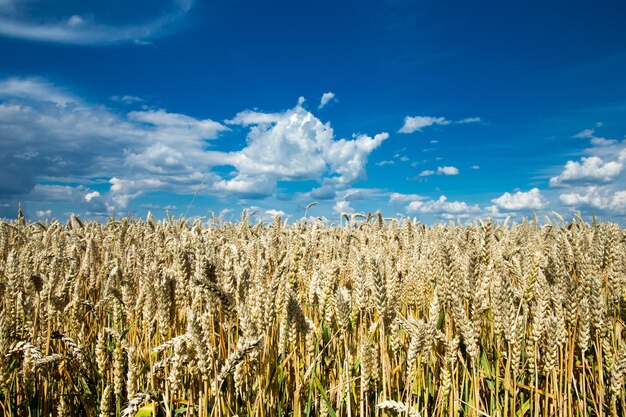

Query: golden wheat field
left=0, top=211, right=625, bottom=417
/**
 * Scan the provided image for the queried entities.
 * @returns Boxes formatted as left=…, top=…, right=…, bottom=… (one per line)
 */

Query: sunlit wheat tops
left=0, top=212, right=625, bottom=416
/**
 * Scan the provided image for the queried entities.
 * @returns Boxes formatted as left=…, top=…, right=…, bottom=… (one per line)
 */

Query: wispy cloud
left=398, top=115, right=480, bottom=133
left=111, top=95, right=144, bottom=104
left=0, top=77, right=76, bottom=105
left=572, top=128, right=617, bottom=146
left=0, top=0, right=194, bottom=45
left=375, top=160, right=395, bottom=166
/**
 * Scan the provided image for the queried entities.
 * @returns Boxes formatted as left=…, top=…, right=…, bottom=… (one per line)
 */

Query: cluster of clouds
left=385, top=187, right=545, bottom=221
left=547, top=128, right=626, bottom=215
left=0, top=77, right=231, bottom=216
left=383, top=118, right=626, bottom=220
left=0, top=78, right=391, bottom=217
left=0, top=0, right=193, bottom=45
left=418, top=166, right=460, bottom=177
left=2, top=75, right=625, bottom=222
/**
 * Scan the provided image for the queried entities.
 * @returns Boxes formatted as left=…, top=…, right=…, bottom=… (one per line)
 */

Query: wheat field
left=0, top=211, right=625, bottom=417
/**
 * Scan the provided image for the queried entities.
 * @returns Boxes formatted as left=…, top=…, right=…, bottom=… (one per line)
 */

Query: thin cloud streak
left=0, top=0, right=194, bottom=45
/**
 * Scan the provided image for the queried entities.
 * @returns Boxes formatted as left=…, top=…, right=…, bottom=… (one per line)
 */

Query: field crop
left=0, top=212, right=625, bottom=416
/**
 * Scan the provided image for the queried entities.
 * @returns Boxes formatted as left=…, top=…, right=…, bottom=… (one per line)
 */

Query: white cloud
left=398, top=115, right=480, bottom=134
left=491, top=188, right=545, bottom=210
left=318, top=92, right=336, bottom=109
left=389, top=192, right=425, bottom=204
left=549, top=156, right=623, bottom=186
left=612, top=191, right=626, bottom=212
left=67, top=15, right=84, bottom=27
left=416, top=166, right=459, bottom=178
left=28, top=184, right=109, bottom=214
left=573, top=128, right=617, bottom=146
left=407, top=195, right=480, bottom=215
left=84, top=191, right=101, bottom=202
left=375, top=160, right=395, bottom=166
left=0, top=77, right=76, bottom=106
left=591, top=137, right=619, bottom=146
left=265, top=209, right=287, bottom=218
left=225, top=109, right=282, bottom=126
left=333, top=200, right=352, bottom=214
left=458, top=117, right=481, bottom=124
left=559, top=186, right=626, bottom=214
left=389, top=192, right=478, bottom=215
left=214, top=99, right=388, bottom=197
left=399, top=116, right=448, bottom=133
left=0, top=77, right=227, bottom=210
left=0, top=0, right=194, bottom=45
left=36, top=209, right=52, bottom=218
left=471, top=165, right=480, bottom=170
left=560, top=188, right=603, bottom=207
left=111, top=95, right=143, bottom=104
left=437, top=166, right=459, bottom=175
left=574, top=129, right=595, bottom=139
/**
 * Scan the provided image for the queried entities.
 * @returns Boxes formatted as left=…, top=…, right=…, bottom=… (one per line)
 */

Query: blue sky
left=1, top=0, right=626, bottom=223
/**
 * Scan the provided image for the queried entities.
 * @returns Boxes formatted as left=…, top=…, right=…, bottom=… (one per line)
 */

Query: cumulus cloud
left=214, top=99, right=388, bottom=197
left=318, top=92, right=336, bottom=109
left=398, top=115, right=480, bottom=134
left=419, top=169, right=435, bottom=177
left=549, top=156, right=623, bottom=186
left=407, top=195, right=479, bottom=215
left=389, top=192, right=478, bottom=215
left=559, top=186, right=626, bottom=214
left=0, top=0, right=194, bottom=45
left=543, top=125, right=626, bottom=217
left=333, top=200, right=352, bottom=214
left=491, top=188, right=545, bottom=210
